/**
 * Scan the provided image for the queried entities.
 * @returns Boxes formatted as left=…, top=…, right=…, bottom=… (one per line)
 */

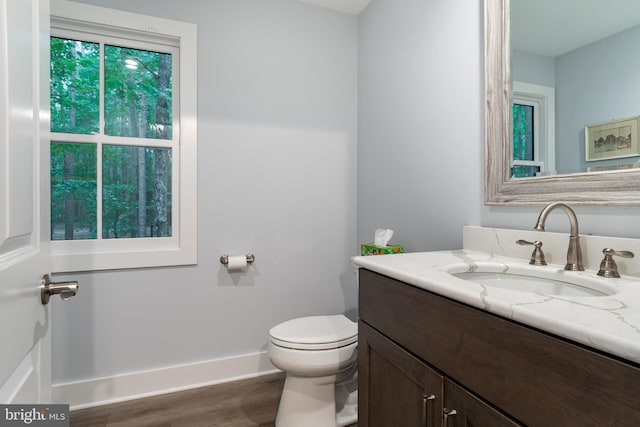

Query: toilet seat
left=270, top=315, right=357, bottom=351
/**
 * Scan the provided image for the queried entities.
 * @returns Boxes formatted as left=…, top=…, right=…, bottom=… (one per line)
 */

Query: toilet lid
left=269, top=315, right=358, bottom=350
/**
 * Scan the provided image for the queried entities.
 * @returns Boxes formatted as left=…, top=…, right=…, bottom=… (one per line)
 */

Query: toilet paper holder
left=220, top=254, right=255, bottom=266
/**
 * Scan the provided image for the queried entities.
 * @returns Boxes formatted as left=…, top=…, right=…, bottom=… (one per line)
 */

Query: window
left=511, top=82, right=556, bottom=178
left=512, top=103, right=539, bottom=178
left=50, top=0, right=197, bottom=272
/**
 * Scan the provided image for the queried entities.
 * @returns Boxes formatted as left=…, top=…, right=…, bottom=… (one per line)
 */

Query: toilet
left=268, top=314, right=358, bottom=427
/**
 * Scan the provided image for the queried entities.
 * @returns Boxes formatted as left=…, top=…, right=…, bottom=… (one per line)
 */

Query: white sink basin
left=446, top=263, right=617, bottom=298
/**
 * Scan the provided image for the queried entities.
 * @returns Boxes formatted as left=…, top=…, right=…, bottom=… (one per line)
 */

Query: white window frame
left=49, top=0, right=197, bottom=272
left=512, top=81, right=556, bottom=177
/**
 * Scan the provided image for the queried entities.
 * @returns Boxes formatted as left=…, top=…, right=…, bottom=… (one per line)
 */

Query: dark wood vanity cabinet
left=359, top=321, right=443, bottom=427
left=442, top=380, right=520, bottom=427
left=358, top=268, right=640, bottom=427
left=359, top=321, right=520, bottom=427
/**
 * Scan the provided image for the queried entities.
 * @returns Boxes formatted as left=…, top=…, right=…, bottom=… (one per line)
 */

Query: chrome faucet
left=534, top=202, right=584, bottom=271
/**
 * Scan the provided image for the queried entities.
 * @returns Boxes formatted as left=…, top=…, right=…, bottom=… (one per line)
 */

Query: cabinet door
left=443, top=380, right=522, bottom=427
left=359, top=321, right=443, bottom=427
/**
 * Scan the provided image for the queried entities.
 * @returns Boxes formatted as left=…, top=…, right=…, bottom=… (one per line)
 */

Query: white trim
left=49, top=0, right=198, bottom=272
left=52, top=351, right=279, bottom=410
left=50, top=0, right=192, bottom=41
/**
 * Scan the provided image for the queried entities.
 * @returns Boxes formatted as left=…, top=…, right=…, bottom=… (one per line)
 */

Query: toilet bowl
left=268, top=314, right=358, bottom=427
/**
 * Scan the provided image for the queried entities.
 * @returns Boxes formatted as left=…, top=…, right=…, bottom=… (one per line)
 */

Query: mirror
left=485, top=0, right=640, bottom=205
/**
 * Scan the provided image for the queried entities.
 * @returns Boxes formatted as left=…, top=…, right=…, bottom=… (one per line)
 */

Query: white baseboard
left=52, top=351, right=280, bottom=410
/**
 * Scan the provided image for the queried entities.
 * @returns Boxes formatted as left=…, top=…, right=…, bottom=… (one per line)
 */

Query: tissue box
left=360, top=244, right=404, bottom=256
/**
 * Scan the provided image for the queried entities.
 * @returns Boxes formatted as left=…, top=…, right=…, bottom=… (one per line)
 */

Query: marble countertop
left=353, top=249, right=640, bottom=364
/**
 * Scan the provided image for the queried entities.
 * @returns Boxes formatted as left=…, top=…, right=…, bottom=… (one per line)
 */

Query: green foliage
left=512, top=103, right=532, bottom=161
left=50, top=36, right=174, bottom=240
left=50, top=37, right=99, bottom=134
left=104, top=45, right=172, bottom=139
left=512, top=104, right=537, bottom=178
left=102, top=146, right=172, bottom=238
left=50, top=143, right=97, bottom=240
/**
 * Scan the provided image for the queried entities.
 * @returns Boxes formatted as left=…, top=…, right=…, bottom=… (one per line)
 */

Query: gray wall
left=53, top=0, right=358, bottom=383
left=556, top=24, right=640, bottom=173
left=358, top=0, right=640, bottom=251
left=357, top=0, right=484, bottom=251
left=511, top=26, right=640, bottom=175
left=511, top=50, right=555, bottom=88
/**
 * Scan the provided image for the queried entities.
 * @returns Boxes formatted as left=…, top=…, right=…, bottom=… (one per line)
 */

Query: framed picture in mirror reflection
left=585, top=116, right=640, bottom=162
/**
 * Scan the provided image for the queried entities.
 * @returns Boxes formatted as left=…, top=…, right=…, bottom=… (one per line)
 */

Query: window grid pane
left=50, top=37, right=100, bottom=135
left=51, top=36, right=174, bottom=242
left=50, top=142, right=97, bottom=240
left=512, top=103, right=535, bottom=161
left=511, top=165, right=540, bottom=178
left=102, top=145, right=172, bottom=239
left=104, top=45, right=173, bottom=140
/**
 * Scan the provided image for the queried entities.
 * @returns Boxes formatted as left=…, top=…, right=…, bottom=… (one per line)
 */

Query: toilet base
left=275, top=371, right=358, bottom=427
left=335, top=371, right=358, bottom=427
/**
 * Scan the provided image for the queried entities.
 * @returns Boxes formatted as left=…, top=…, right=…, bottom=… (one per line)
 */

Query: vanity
left=354, top=227, right=640, bottom=426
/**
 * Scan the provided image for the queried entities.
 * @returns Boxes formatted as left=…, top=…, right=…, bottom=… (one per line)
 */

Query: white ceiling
left=293, top=0, right=372, bottom=14
left=512, top=0, right=640, bottom=57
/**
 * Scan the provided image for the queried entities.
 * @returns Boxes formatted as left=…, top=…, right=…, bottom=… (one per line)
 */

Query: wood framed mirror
left=484, top=0, right=640, bottom=205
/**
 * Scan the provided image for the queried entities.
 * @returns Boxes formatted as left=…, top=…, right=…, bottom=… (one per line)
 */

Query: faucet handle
left=516, top=239, right=547, bottom=266
left=597, top=248, right=634, bottom=278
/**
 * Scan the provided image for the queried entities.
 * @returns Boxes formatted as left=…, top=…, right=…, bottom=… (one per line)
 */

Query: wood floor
left=70, top=373, right=357, bottom=427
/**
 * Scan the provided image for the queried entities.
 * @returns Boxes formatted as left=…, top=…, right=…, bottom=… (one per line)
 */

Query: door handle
left=41, top=274, right=79, bottom=305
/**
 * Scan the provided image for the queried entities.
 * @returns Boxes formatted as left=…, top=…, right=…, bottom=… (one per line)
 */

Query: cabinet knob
left=443, top=408, right=458, bottom=427
left=422, top=394, right=436, bottom=424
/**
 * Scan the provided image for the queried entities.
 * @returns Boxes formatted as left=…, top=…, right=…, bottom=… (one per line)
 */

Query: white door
left=0, top=0, right=53, bottom=404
